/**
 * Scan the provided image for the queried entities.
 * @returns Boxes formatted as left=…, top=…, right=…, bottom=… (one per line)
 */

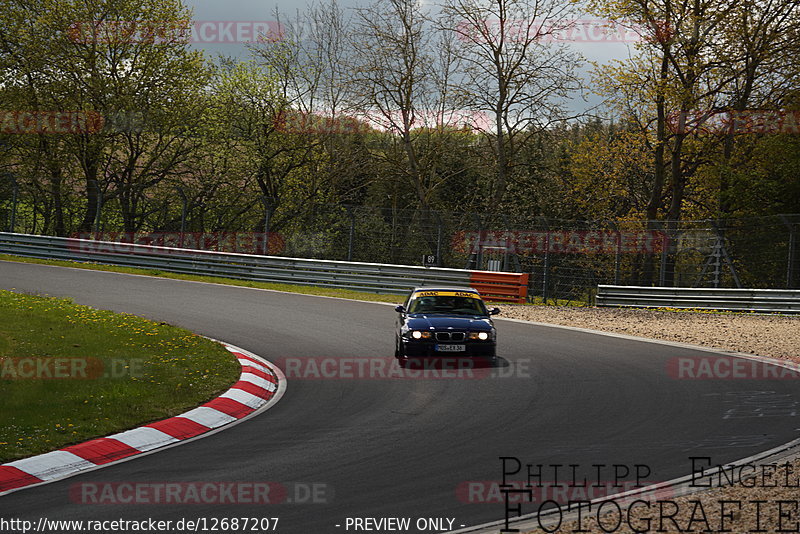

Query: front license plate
left=435, top=344, right=466, bottom=352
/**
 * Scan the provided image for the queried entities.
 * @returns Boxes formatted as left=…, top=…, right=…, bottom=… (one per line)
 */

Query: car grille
left=435, top=331, right=465, bottom=342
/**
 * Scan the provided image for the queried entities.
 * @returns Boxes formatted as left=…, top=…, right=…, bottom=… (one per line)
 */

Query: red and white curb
left=0, top=343, right=285, bottom=495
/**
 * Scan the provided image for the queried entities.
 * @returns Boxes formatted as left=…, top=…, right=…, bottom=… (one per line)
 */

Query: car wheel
left=394, top=336, right=404, bottom=359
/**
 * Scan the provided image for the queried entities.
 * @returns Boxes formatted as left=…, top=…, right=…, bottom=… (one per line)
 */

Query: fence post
left=176, top=186, right=187, bottom=234
left=476, top=215, right=484, bottom=271
left=610, top=220, right=621, bottom=285
left=542, top=218, right=550, bottom=303
left=7, top=173, right=18, bottom=233
left=94, top=182, right=103, bottom=235
left=468, top=213, right=483, bottom=270
left=346, top=205, right=355, bottom=262
left=434, top=212, right=443, bottom=267
left=174, top=185, right=187, bottom=247
left=780, top=215, right=796, bottom=289
left=659, top=229, right=669, bottom=287
left=790, top=227, right=797, bottom=289
left=262, top=196, right=275, bottom=256
left=501, top=214, right=511, bottom=272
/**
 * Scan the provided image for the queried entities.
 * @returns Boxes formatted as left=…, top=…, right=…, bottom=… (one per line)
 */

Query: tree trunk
left=662, top=133, right=687, bottom=286
left=642, top=53, right=671, bottom=285
left=49, top=167, right=65, bottom=237
left=78, top=174, right=100, bottom=233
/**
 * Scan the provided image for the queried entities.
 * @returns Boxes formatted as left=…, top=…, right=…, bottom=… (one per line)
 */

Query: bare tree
left=440, top=0, right=584, bottom=207
left=347, top=0, right=480, bottom=210
left=348, top=0, right=437, bottom=211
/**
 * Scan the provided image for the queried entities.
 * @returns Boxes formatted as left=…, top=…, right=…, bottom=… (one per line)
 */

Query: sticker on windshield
left=412, top=290, right=481, bottom=299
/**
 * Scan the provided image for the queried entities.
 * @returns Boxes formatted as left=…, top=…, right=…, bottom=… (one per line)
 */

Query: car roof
left=410, top=286, right=481, bottom=294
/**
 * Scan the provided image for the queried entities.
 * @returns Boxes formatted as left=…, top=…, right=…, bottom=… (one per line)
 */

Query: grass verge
left=0, top=253, right=402, bottom=304
left=0, top=290, right=241, bottom=463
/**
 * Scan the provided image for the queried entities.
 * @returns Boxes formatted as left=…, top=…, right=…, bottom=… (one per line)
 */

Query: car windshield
left=407, top=294, right=488, bottom=315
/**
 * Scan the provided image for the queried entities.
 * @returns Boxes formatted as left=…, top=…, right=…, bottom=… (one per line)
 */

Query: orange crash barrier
left=469, top=272, right=529, bottom=304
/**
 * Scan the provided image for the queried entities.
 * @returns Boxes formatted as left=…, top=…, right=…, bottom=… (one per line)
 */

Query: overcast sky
left=182, top=0, right=641, bottom=115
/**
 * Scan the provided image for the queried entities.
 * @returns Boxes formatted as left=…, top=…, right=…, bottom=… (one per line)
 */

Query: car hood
left=406, top=315, right=493, bottom=331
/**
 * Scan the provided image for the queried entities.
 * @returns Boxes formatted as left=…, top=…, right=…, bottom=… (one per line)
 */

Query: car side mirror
left=490, top=308, right=501, bottom=315
left=395, top=305, right=406, bottom=313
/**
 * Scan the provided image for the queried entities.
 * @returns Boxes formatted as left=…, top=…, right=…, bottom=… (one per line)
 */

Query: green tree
left=0, top=0, right=209, bottom=234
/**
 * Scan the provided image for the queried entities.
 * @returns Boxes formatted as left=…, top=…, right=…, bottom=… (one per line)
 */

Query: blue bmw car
left=394, top=287, right=500, bottom=362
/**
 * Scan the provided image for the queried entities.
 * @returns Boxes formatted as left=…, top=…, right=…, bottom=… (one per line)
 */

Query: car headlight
left=469, top=332, right=490, bottom=341
left=411, top=330, right=432, bottom=339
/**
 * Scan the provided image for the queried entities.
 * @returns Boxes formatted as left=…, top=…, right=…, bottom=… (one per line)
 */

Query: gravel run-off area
left=495, top=304, right=800, bottom=534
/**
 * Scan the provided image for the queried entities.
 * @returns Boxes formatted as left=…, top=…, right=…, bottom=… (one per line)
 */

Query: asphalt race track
left=1, top=260, right=799, bottom=533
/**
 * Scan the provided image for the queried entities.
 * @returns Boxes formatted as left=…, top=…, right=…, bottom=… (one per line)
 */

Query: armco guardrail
left=596, top=285, right=800, bottom=313
left=0, top=232, right=528, bottom=301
